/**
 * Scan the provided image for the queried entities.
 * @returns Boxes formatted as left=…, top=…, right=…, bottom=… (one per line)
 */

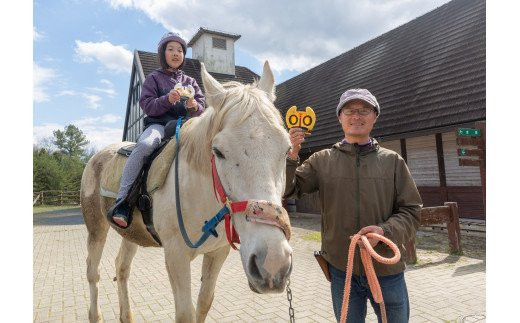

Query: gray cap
left=336, top=88, right=380, bottom=116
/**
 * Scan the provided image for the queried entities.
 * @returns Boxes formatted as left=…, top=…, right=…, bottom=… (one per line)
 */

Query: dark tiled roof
left=274, top=0, right=485, bottom=151
left=135, top=51, right=259, bottom=91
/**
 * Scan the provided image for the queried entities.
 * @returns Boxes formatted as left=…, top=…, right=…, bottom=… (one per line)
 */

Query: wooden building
left=274, top=0, right=486, bottom=219
left=123, top=28, right=258, bottom=142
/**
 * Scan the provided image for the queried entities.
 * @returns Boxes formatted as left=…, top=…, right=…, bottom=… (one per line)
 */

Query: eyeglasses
left=341, top=107, right=374, bottom=116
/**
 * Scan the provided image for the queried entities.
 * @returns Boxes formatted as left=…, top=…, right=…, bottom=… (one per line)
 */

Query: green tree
left=34, top=124, right=94, bottom=193
left=53, top=124, right=89, bottom=157
left=56, top=153, right=85, bottom=191
left=33, top=148, right=63, bottom=192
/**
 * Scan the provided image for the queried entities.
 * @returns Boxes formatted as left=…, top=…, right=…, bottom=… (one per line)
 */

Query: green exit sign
left=458, top=148, right=467, bottom=156
left=457, top=128, right=481, bottom=137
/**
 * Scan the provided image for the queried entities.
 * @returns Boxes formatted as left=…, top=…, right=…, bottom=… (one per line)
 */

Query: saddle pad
left=100, top=140, right=178, bottom=198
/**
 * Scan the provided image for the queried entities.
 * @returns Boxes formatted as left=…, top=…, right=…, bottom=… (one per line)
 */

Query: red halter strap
left=211, top=155, right=247, bottom=249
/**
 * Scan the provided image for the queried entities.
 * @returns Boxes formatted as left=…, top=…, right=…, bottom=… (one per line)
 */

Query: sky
left=33, top=0, right=455, bottom=152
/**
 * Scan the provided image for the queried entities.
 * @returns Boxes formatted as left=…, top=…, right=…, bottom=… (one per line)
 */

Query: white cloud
left=74, top=40, right=133, bottom=74
left=33, top=123, right=63, bottom=146
left=56, top=90, right=77, bottom=96
left=34, top=121, right=123, bottom=152
left=87, top=79, right=117, bottom=97
left=100, top=79, right=114, bottom=87
left=33, top=26, right=44, bottom=41
left=87, top=87, right=116, bottom=97
left=100, top=114, right=121, bottom=123
left=104, top=0, right=450, bottom=73
left=82, top=93, right=102, bottom=109
left=254, top=53, right=315, bottom=75
left=107, top=0, right=134, bottom=8
left=82, top=126, right=124, bottom=151
left=74, top=114, right=121, bottom=127
left=33, top=62, right=57, bottom=102
left=73, top=118, right=98, bottom=127
left=55, top=78, right=116, bottom=110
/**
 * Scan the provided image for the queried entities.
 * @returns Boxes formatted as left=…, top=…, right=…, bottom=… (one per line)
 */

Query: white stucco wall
left=191, top=34, right=235, bottom=75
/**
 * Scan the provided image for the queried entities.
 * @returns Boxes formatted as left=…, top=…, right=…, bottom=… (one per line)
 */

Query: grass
left=33, top=205, right=80, bottom=214
left=302, top=232, right=321, bottom=242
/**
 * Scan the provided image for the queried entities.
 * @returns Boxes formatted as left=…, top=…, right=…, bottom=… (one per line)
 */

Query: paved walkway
left=33, top=209, right=485, bottom=322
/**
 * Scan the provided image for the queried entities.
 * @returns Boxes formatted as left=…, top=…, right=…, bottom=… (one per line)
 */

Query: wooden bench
left=405, top=202, right=462, bottom=264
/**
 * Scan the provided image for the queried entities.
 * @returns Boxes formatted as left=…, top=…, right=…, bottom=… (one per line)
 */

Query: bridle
left=174, top=117, right=291, bottom=250
left=211, top=154, right=245, bottom=249
left=211, top=154, right=292, bottom=249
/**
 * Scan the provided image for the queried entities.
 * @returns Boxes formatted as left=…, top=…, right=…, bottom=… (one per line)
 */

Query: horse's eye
left=212, top=147, right=226, bottom=159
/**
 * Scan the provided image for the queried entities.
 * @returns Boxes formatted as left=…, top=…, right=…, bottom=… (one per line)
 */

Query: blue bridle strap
left=174, top=117, right=228, bottom=248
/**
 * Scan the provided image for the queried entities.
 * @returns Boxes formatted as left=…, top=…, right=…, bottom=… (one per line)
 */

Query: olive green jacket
left=284, top=139, right=422, bottom=276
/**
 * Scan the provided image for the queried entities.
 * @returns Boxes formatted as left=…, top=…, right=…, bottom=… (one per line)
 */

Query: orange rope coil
left=340, top=233, right=401, bottom=323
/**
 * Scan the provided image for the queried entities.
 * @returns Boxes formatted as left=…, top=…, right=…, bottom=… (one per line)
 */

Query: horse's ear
left=200, top=62, right=226, bottom=110
left=257, top=61, right=276, bottom=102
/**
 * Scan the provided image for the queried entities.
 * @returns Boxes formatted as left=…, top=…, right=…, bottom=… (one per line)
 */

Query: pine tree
left=53, top=124, right=90, bottom=157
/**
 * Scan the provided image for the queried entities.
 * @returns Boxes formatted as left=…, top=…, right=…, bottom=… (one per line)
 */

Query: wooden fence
left=33, top=190, right=80, bottom=206
left=405, top=201, right=462, bottom=264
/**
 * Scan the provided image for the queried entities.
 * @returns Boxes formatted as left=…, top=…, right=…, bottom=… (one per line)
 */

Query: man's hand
left=288, top=127, right=305, bottom=160
left=356, top=225, right=384, bottom=248
left=168, top=89, right=181, bottom=105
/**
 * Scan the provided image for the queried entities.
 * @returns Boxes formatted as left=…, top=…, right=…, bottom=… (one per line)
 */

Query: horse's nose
left=248, top=254, right=263, bottom=282
left=247, top=242, right=292, bottom=292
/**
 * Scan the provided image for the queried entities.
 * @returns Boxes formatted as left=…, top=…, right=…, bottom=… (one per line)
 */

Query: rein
left=340, top=233, right=400, bottom=323
left=174, top=117, right=290, bottom=250
left=174, top=117, right=232, bottom=248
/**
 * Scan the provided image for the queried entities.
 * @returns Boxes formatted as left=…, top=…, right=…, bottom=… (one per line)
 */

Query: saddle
left=100, top=120, right=182, bottom=245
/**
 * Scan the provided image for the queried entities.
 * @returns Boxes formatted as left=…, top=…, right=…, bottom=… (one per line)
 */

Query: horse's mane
left=179, top=81, right=285, bottom=175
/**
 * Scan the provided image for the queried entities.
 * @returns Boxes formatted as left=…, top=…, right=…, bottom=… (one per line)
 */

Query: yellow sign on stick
left=285, top=106, right=316, bottom=134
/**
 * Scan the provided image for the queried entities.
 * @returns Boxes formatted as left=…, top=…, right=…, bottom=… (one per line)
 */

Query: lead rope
left=286, top=278, right=295, bottom=322
left=340, top=233, right=400, bottom=323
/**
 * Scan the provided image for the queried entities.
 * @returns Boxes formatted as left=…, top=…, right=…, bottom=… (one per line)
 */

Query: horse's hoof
left=120, top=311, right=134, bottom=323
left=88, top=308, right=102, bottom=323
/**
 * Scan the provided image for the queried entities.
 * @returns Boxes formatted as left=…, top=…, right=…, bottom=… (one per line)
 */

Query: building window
left=212, top=37, right=226, bottom=50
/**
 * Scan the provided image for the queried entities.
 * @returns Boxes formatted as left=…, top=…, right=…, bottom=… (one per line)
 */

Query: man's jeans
left=329, top=264, right=409, bottom=323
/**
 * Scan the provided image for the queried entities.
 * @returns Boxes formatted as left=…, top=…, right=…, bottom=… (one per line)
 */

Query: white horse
left=80, top=62, right=293, bottom=322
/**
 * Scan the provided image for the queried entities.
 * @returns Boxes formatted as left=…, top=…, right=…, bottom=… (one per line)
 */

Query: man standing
left=284, top=89, right=422, bottom=322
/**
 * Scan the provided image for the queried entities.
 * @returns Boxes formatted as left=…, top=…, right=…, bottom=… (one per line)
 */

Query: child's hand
left=168, top=90, right=181, bottom=105
left=186, top=98, right=198, bottom=111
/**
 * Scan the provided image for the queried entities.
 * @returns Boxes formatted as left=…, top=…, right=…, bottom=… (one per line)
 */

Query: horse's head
left=196, top=62, right=293, bottom=293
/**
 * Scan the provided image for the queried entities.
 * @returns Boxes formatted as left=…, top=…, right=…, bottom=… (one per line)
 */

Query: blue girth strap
left=174, top=117, right=227, bottom=248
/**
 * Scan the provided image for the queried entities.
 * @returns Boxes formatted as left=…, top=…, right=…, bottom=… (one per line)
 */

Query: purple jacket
left=139, top=69, right=205, bottom=127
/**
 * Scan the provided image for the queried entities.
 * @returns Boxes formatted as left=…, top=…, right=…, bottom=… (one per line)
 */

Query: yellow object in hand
left=285, top=106, right=316, bottom=134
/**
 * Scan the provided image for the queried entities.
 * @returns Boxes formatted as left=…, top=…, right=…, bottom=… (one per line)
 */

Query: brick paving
left=34, top=209, right=485, bottom=322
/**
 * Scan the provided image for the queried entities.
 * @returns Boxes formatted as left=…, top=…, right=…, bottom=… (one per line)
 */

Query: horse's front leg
left=196, top=245, right=230, bottom=323
left=164, top=240, right=195, bottom=322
